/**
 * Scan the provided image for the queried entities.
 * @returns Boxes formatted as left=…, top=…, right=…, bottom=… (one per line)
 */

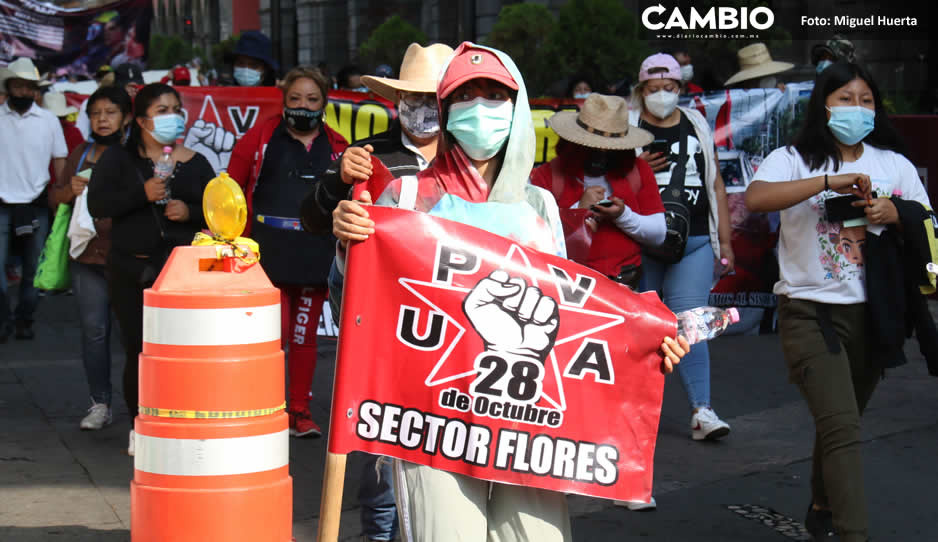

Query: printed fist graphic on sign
left=183, top=119, right=236, bottom=173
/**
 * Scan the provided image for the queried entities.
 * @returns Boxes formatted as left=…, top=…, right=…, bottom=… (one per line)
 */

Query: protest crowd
left=3, top=23, right=936, bottom=542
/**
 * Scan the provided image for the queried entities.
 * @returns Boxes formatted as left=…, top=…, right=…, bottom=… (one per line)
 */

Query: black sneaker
left=805, top=504, right=836, bottom=539
left=14, top=322, right=34, bottom=340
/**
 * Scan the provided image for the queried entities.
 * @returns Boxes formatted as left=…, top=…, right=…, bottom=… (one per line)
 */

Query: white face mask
left=680, top=64, right=694, bottom=81
left=758, top=76, right=777, bottom=89
left=644, top=90, right=680, bottom=119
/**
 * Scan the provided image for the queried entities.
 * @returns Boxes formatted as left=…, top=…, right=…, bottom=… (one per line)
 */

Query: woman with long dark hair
left=745, top=62, right=931, bottom=542
left=87, top=83, right=214, bottom=455
left=49, top=86, right=132, bottom=431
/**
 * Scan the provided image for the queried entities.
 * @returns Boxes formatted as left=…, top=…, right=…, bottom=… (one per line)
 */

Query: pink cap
left=727, top=307, right=740, bottom=324
left=639, top=53, right=682, bottom=82
left=162, top=146, right=173, bottom=153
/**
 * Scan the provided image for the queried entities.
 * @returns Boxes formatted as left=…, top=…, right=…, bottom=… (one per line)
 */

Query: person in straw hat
left=530, top=93, right=666, bottom=290
left=0, top=57, right=69, bottom=342
left=301, top=42, right=454, bottom=236
left=724, top=42, right=794, bottom=89
left=42, top=91, right=85, bottom=154
left=628, top=53, right=735, bottom=456
left=301, top=42, right=454, bottom=542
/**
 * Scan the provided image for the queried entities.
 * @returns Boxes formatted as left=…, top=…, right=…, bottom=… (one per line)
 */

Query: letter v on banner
left=319, top=206, right=680, bottom=542
left=228, top=106, right=260, bottom=137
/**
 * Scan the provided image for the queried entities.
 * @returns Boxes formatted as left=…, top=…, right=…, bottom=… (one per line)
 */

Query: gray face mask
left=758, top=76, right=778, bottom=89
left=398, top=100, right=440, bottom=139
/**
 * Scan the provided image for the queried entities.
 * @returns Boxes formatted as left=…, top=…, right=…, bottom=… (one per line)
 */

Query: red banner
left=328, top=207, right=677, bottom=502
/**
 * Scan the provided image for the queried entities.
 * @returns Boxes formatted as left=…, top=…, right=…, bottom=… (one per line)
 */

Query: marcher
left=170, top=65, right=191, bottom=86
left=49, top=86, right=132, bottom=430
left=530, top=93, right=665, bottom=290
left=299, top=42, right=452, bottom=542
left=337, top=65, right=366, bottom=92
left=811, top=36, right=856, bottom=75
left=227, top=31, right=278, bottom=87
left=87, top=83, right=213, bottom=455
left=669, top=49, right=703, bottom=93
left=332, top=41, right=689, bottom=542
left=0, top=57, right=68, bottom=342
left=724, top=43, right=793, bottom=89
left=42, top=92, right=85, bottom=153
left=630, top=53, right=735, bottom=445
left=77, top=63, right=142, bottom=139
left=566, top=74, right=595, bottom=99
left=744, top=61, right=932, bottom=542
left=227, top=66, right=348, bottom=438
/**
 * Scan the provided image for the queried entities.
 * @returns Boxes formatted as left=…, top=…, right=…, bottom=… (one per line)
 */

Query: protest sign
left=327, top=206, right=677, bottom=502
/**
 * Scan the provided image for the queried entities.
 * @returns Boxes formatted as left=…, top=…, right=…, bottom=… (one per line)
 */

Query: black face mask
left=8, top=95, right=34, bottom=113
left=283, top=107, right=323, bottom=133
left=91, top=131, right=123, bottom=146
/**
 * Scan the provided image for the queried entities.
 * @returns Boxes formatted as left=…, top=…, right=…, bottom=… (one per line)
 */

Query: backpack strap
left=398, top=175, right=418, bottom=210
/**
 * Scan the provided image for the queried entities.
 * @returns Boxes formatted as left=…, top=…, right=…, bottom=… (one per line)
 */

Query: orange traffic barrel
left=131, top=245, right=291, bottom=542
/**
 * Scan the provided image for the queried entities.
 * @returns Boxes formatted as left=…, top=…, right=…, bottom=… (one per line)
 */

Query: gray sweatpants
left=394, top=461, right=572, bottom=542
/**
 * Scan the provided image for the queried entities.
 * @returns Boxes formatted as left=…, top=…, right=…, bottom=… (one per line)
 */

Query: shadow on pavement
left=0, top=526, right=129, bottom=541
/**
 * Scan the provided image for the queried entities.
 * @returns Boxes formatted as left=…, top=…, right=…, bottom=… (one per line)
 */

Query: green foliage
left=546, top=0, right=649, bottom=90
left=210, top=34, right=240, bottom=71
left=484, top=3, right=556, bottom=95
left=359, top=15, right=428, bottom=72
left=148, top=33, right=198, bottom=70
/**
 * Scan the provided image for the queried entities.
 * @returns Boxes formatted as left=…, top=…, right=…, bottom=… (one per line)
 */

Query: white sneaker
left=79, top=401, right=112, bottom=430
left=691, top=407, right=731, bottom=441
left=614, top=496, right=657, bottom=511
left=128, top=429, right=135, bottom=456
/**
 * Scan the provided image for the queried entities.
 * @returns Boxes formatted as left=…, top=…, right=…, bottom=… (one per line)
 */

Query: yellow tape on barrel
left=139, top=402, right=286, bottom=419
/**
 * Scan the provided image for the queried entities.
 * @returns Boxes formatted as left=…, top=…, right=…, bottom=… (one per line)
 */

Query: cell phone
left=648, top=139, right=669, bottom=155
left=595, top=199, right=614, bottom=207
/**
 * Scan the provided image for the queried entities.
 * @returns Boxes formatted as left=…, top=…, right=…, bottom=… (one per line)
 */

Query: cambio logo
left=642, top=4, right=774, bottom=31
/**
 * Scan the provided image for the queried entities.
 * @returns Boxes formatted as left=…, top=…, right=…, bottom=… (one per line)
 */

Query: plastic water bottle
left=927, top=262, right=938, bottom=274
left=153, top=146, right=173, bottom=205
left=676, top=306, right=740, bottom=345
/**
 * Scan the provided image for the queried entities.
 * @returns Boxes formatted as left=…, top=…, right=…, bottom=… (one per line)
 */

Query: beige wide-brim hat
left=361, top=43, right=455, bottom=103
left=43, top=92, right=78, bottom=117
left=724, top=43, right=794, bottom=87
left=0, top=57, right=42, bottom=87
left=550, top=93, right=653, bottom=150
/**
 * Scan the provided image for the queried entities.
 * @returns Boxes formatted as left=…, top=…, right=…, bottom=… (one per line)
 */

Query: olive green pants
left=778, top=297, right=878, bottom=542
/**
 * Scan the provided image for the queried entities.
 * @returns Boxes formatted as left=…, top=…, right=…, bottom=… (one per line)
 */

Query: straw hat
left=549, top=94, right=653, bottom=150
left=361, top=43, right=454, bottom=103
left=43, top=92, right=78, bottom=117
left=0, top=57, right=42, bottom=87
left=724, top=43, right=793, bottom=87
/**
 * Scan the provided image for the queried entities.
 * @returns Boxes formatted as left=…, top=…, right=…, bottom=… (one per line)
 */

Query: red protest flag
left=327, top=207, right=676, bottom=503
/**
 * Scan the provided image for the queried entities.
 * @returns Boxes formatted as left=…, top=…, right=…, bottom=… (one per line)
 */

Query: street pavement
left=2, top=291, right=936, bottom=541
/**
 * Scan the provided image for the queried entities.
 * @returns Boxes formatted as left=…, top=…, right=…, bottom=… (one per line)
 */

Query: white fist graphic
left=183, top=120, right=236, bottom=173
left=463, top=270, right=559, bottom=361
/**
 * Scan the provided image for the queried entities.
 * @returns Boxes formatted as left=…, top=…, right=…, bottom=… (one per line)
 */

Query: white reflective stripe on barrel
left=134, top=429, right=289, bottom=476
left=143, top=304, right=280, bottom=346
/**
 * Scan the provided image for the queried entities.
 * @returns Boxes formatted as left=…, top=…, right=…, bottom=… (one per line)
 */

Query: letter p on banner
left=326, top=208, right=677, bottom=503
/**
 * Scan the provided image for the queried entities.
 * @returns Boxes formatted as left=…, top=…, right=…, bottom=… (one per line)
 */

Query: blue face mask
left=149, top=113, right=185, bottom=145
left=234, top=66, right=262, bottom=87
left=446, top=97, right=513, bottom=161
left=826, top=105, right=875, bottom=146
left=573, top=92, right=591, bottom=100
left=816, top=60, right=833, bottom=74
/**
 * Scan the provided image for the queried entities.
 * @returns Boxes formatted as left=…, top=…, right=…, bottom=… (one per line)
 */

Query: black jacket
left=864, top=196, right=938, bottom=376
left=300, top=120, right=423, bottom=234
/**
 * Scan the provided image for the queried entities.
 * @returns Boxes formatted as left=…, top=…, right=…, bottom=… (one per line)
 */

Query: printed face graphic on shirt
left=655, top=134, right=704, bottom=205
left=838, top=226, right=866, bottom=265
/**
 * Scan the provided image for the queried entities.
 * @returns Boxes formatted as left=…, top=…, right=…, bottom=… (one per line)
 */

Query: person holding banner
left=530, top=93, right=666, bottom=291
left=629, top=53, right=735, bottom=445
left=49, top=86, right=132, bottom=431
left=300, top=42, right=453, bottom=542
left=227, top=66, right=348, bottom=438
left=745, top=62, right=932, bottom=542
left=87, top=83, right=214, bottom=455
left=332, top=41, right=690, bottom=542
left=226, top=31, right=278, bottom=87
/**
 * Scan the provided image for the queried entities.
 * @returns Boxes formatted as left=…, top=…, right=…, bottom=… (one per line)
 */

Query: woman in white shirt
left=745, top=62, right=929, bottom=542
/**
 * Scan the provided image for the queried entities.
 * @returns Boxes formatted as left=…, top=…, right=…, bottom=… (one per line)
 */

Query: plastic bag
left=34, top=203, right=72, bottom=291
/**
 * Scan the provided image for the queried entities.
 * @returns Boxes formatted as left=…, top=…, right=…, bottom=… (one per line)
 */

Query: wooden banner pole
left=316, top=451, right=348, bottom=542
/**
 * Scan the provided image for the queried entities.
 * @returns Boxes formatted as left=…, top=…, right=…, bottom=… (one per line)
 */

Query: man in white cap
left=299, top=42, right=454, bottom=542
left=0, top=57, right=68, bottom=341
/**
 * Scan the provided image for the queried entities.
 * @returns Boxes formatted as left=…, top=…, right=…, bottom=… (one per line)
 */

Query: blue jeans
left=71, top=261, right=113, bottom=405
left=641, top=235, right=714, bottom=410
left=358, top=453, right=398, bottom=540
left=0, top=206, right=49, bottom=326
